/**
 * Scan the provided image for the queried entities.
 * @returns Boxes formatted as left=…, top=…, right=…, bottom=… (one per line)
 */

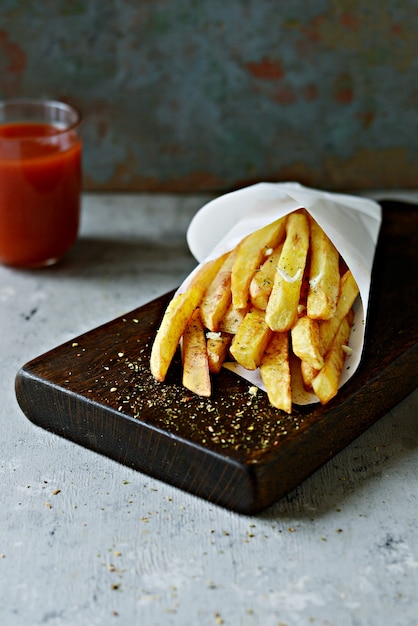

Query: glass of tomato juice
left=0, top=98, right=82, bottom=268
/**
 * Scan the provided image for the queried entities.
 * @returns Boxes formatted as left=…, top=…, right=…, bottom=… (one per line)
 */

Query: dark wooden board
left=15, top=200, right=418, bottom=514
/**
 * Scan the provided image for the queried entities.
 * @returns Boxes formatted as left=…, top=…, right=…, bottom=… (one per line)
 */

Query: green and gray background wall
left=1, top=0, right=417, bottom=192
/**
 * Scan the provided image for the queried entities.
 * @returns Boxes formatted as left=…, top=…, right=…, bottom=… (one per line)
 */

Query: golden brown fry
left=249, top=243, right=283, bottom=310
left=206, top=331, right=232, bottom=374
left=300, top=270, right=359, bottom=389
left=312, top=312, right=353, bottom=404
left=265, top=211, right=310, bottom=332
left=230, top=307, right=272, bottom=370
left=200, top=249, right=236, bottom=332
left=307, top=217, right=340, bottom=320
left=291, top=315, right=324, bottom=371
left=260, top=332, right=292, bottom=413
left=219, top=302, right=248, bottom=334
left=318, top=270, right=359, bottom=350
left=300, top=359, right=315, bottom=391
left=231, top=217, right=287, bottom=310
left=150, top=253, right=228, bottom=382
left=182, top=309, right=211, bottom=397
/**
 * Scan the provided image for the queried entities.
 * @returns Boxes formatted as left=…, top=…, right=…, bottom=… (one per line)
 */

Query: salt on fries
left=150, top=209, right=359, bottom=412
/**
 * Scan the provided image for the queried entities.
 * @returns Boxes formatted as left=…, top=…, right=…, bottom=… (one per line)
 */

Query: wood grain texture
left=15, top=201, right=418, bottom=514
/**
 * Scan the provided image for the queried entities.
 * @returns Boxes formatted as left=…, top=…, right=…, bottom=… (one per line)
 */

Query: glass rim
left=0, top=98, right=82, bottom=138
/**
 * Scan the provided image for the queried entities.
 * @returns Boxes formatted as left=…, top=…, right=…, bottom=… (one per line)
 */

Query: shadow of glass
left=30, top=234, right=197, bottom=283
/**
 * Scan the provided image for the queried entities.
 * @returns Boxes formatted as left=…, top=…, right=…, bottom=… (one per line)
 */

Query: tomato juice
left=0, top=117, right=81, bottom=268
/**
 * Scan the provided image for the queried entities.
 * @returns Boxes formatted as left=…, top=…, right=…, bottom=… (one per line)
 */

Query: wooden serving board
left=15, top=200, right=418, bottom=514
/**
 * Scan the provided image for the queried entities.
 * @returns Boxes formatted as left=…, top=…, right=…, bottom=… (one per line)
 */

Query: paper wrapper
left=182, top=182, right=382, bottom=405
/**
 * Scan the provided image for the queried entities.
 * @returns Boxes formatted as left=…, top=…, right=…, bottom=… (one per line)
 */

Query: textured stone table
left=1, top=192, right=418, bottom=626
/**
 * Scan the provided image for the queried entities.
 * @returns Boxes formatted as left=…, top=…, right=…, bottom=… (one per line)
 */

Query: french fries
left=300, top=270, right=359, bottom=389
left=206, top=331, right=231, bottom=374
left=307, top=216, right=340, bottom=320
left=230, top=307, right=272, bottom=370
left=200, top=249, right=236, bottom=331
left=249, top=243, right=283, bottom=310
left=231, top=216, right=287, bottom=310
left=291, top=315, right=324, bottom=371
left=219, top=303, right=248, bottom=334
left=312, top=310, right=354, bottom=404
left=260, top=332, right=292, bottom=414
left=182, top=309, right=211, bottom=397
left=265, top=211, right=310, bottom=332
left=150, top=253, right=228, bottom=382
left=150, top=208, right=360, bottom=413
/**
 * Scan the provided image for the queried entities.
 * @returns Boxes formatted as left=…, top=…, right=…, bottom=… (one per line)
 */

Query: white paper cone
left=184, top=182, right=382, bottom=405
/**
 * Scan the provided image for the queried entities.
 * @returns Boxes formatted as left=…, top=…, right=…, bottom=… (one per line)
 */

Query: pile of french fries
left=150, top=209, right=359, bottom=413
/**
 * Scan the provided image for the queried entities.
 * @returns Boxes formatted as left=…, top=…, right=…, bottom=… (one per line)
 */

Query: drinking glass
left=0, top=98, right=82, bottom=268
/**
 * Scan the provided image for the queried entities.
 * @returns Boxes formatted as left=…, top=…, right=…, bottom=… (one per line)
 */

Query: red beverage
left=0, top=100, right=82, bottom=268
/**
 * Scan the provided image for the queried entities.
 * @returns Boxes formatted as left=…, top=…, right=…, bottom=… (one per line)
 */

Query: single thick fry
left=150, top=253, right=227, bottom=382
left=219, top=302, right=248, bottom=334
left=260, top=332, right=292, bottom=413
left=206, top=331, right=232, bottom=374
left=265, top=211, right=310, bottom=332
left=200, top=249, right=236, bottom=332
left=291, top=315, right=324, bottom=371
left=312, top=312, right=353, bottom=404
left=300, top=359, right=315, bottom=391
left=318, top=269, right=359, bottom=349
left=301, top=269, right=359, bottom=389
left=249, top=243, right=283, bottom=310
left=307, top=217, right=340, bottom=320
left=230, top=307, right=272, bottom=370
left=231, top=216, right=286, bottom=310
left=182, top=310, right=211, bottom=397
